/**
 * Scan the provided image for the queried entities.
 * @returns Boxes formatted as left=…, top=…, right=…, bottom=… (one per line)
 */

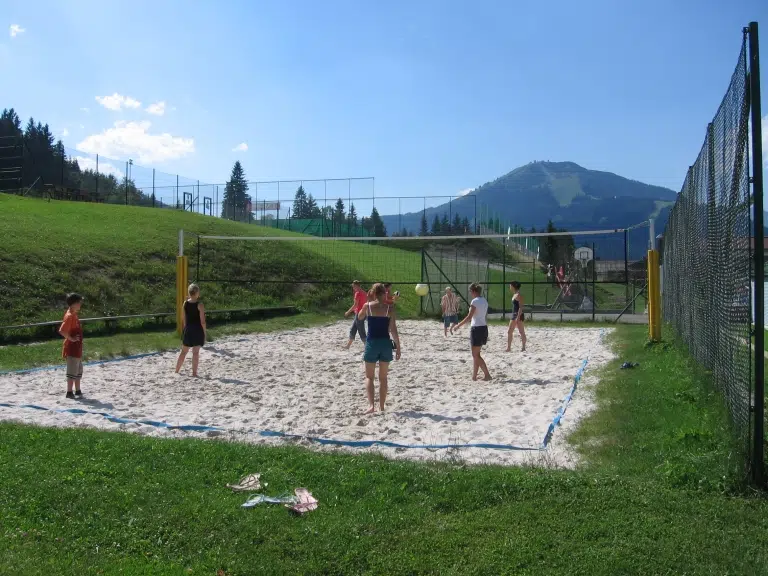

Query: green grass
left=1, top=324, right=767, bottom=575
left=0, top=194, right=433, bottom=326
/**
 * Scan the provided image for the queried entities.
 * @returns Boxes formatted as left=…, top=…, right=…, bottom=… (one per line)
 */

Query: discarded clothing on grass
left=242, top=494, right=298, bottom=508
left=227, top=473, right=262, bottom=492
left=620, top=362, right=639, bottom=369
left=288, top=488, right=318, bottom=515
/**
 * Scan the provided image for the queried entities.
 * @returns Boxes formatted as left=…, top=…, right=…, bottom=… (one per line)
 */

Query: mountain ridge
left=381, top=161, right=677, bottom=238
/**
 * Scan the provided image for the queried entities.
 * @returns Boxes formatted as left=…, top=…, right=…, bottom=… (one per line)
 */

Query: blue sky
left=1, top=0, right=766, bottom=214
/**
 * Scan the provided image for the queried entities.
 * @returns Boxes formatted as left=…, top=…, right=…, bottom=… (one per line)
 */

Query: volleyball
left=414, top=283, right=429, bottom=297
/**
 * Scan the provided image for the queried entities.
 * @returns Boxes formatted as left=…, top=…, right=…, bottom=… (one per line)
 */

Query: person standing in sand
left=59, top=293, right=84, bottom=399
left=175, top=283, right=207, bottom=377
left=343, top=280, right=368, bottom=349
left=440, top=286, right=460, bottom=336
left=357, top=283, right=401, bottom=414
left=506, top=281, right=527, bottom=352
left=454, top=283, right=492, bottom=381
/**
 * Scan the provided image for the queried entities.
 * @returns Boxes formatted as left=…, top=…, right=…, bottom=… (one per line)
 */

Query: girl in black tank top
left=175, top=283, right=207, bottom=377
left=506, top=281, right=527, bottom=352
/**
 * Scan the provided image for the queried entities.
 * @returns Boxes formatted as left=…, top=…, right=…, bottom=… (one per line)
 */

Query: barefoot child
left=343, top=280, right=368, bottom=349
left=59, top=293, right=84, bottom=399
left=506, top=281, right=527, bottom=352
left=440, top=286, right=460, bottom=336
left=454, top=283, right=492, bottom=381
left=175, top=283, right=207, bottom=377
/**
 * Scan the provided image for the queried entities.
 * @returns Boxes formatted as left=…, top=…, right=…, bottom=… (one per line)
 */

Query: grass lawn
left=1, top=324, right=767, bottom=575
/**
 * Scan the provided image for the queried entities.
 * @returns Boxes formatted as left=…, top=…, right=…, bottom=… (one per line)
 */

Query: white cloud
left=9, top=24, right=25, bottom=38
left=457, top=187, right=474, bottom=197
left=76, top=120, right=195, bottom=164
left=145, top=101, right=166, bottom=116
left=75, top=156, right=124, bottom=179
left=80, top=107, right=90, bottom=113
left=232, top=142, right=248, bottom=152
left=61, top=128, right=69, bottom=137
left=95, top=93, right=142, bottom=111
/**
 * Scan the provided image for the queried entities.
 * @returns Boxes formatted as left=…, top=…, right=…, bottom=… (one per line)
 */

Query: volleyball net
left=184, top=226, right=649, bottom=320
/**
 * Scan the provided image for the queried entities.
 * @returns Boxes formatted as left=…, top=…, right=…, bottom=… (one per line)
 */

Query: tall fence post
left=152, top=168, right=156, bottom=207
left=95, top=154, right=99, bottom=197
left=748, top=20, right=765, bottom=486
left=502, top=239, right=507, bottom=319
left=176, top=230, right=187, bottom=336
left=624, top=228, right=629, bottom=304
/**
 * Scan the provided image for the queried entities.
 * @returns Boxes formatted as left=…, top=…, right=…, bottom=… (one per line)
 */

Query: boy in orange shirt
left=59, top=293, right=84, bottom=399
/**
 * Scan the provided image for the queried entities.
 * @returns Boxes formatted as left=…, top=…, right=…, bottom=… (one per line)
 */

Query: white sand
left=0, top=321, right=614, bottom=467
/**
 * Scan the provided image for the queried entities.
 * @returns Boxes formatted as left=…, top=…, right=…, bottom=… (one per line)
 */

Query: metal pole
left=152, top=168, right=155, bottom=207
left=592, top=242, right=596, bottom=322
left=748, top=20, right=765, bottom=486
left=176, top=175, right=179, bottom=210
left=503, top=240, right=507, bottom=320
left=473, top=195, right=477, bottom=234
left=624, top=228, right=629, bottom=306
left=125, top=161, right=128, bottom=205
left=95, top=155, right=99, bottom=198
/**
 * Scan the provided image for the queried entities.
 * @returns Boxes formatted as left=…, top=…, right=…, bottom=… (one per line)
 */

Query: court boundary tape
left=0, top=330, right=606, bottom=452
left=540, top=329, right=606, bottom=449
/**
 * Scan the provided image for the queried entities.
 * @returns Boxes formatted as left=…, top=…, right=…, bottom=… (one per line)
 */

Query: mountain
left=381, top=161, right=677, bottom=255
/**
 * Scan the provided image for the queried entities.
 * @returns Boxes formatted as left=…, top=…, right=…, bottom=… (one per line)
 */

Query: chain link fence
left=661, top=27, right=764, bottom=483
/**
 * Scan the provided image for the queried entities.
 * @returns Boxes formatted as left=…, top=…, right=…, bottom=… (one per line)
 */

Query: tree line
left=0, top=107, right=154, bottom=206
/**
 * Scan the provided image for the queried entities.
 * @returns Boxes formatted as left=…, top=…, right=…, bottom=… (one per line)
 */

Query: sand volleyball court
left=0, top=321, right=614, bottom=466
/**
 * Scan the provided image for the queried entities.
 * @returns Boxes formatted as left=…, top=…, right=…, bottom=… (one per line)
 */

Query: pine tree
left=419, top=212, right=429, bottom=236
left=306, top=194, right=321, bottom=218
left=369, top=207, right=387, bottom=237
left=292, top=185, right=309, bottom=219
left=452, top=213, right=462, bottom=235
left=347, top=202, right=358, bottom=232
left=441, top=212, right=450, bottom=234
left=333, top=198, right=345, bottom=225
left=431, top=214, right=441, bottom=235
left=221, top=161, right=250, bottom=220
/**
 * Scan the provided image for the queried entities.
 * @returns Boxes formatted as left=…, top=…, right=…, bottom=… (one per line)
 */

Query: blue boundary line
left=0, top=331, right=605, bottom=452
left=540, top=329, right=605, bottom=449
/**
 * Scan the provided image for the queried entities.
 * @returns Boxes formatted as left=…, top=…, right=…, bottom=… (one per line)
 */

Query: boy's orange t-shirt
left=353, top=289, right=368, bottom=313
left=60, top=310, right=83, bottom=358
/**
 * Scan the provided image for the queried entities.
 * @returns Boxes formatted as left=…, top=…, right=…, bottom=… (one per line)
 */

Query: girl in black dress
left=175, top=283, right=207, bottom=377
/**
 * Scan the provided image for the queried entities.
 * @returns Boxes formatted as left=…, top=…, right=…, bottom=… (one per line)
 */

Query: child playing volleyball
left=454, top=283, right=492, bottom=381
left=343, top=280, right=368, bottom=349
left=59, top=293, right=84, bottom=399
left=175, top=283, right=207, bottom=377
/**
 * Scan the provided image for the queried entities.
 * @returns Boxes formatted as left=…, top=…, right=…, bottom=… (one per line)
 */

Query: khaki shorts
left=66, top=356, right=83, bottom=381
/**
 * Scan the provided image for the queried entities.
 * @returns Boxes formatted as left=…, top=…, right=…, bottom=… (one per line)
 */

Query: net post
left=748, top=20, right=765, bottom=486
left=176, top=230, right=187, bottom=336
left=624, top=228, right=629, bottom=305
left=502, top=238, right=507, bottom=320
left=592, top=242, right=596, bottom=323
left=647, top=249, right=661, bottom=342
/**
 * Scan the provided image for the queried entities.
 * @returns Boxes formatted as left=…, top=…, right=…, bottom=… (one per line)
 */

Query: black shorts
left=512, top=312, right=524, bottom=322
left=183, top=325, right=205, bottom=347
left=470, top=326, right=488, bottom=347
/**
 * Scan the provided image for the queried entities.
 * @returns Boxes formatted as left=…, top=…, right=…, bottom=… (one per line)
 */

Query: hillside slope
left=0, top=195, right=427, bottom=326
left=382, top=161, right=677, bottom=248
